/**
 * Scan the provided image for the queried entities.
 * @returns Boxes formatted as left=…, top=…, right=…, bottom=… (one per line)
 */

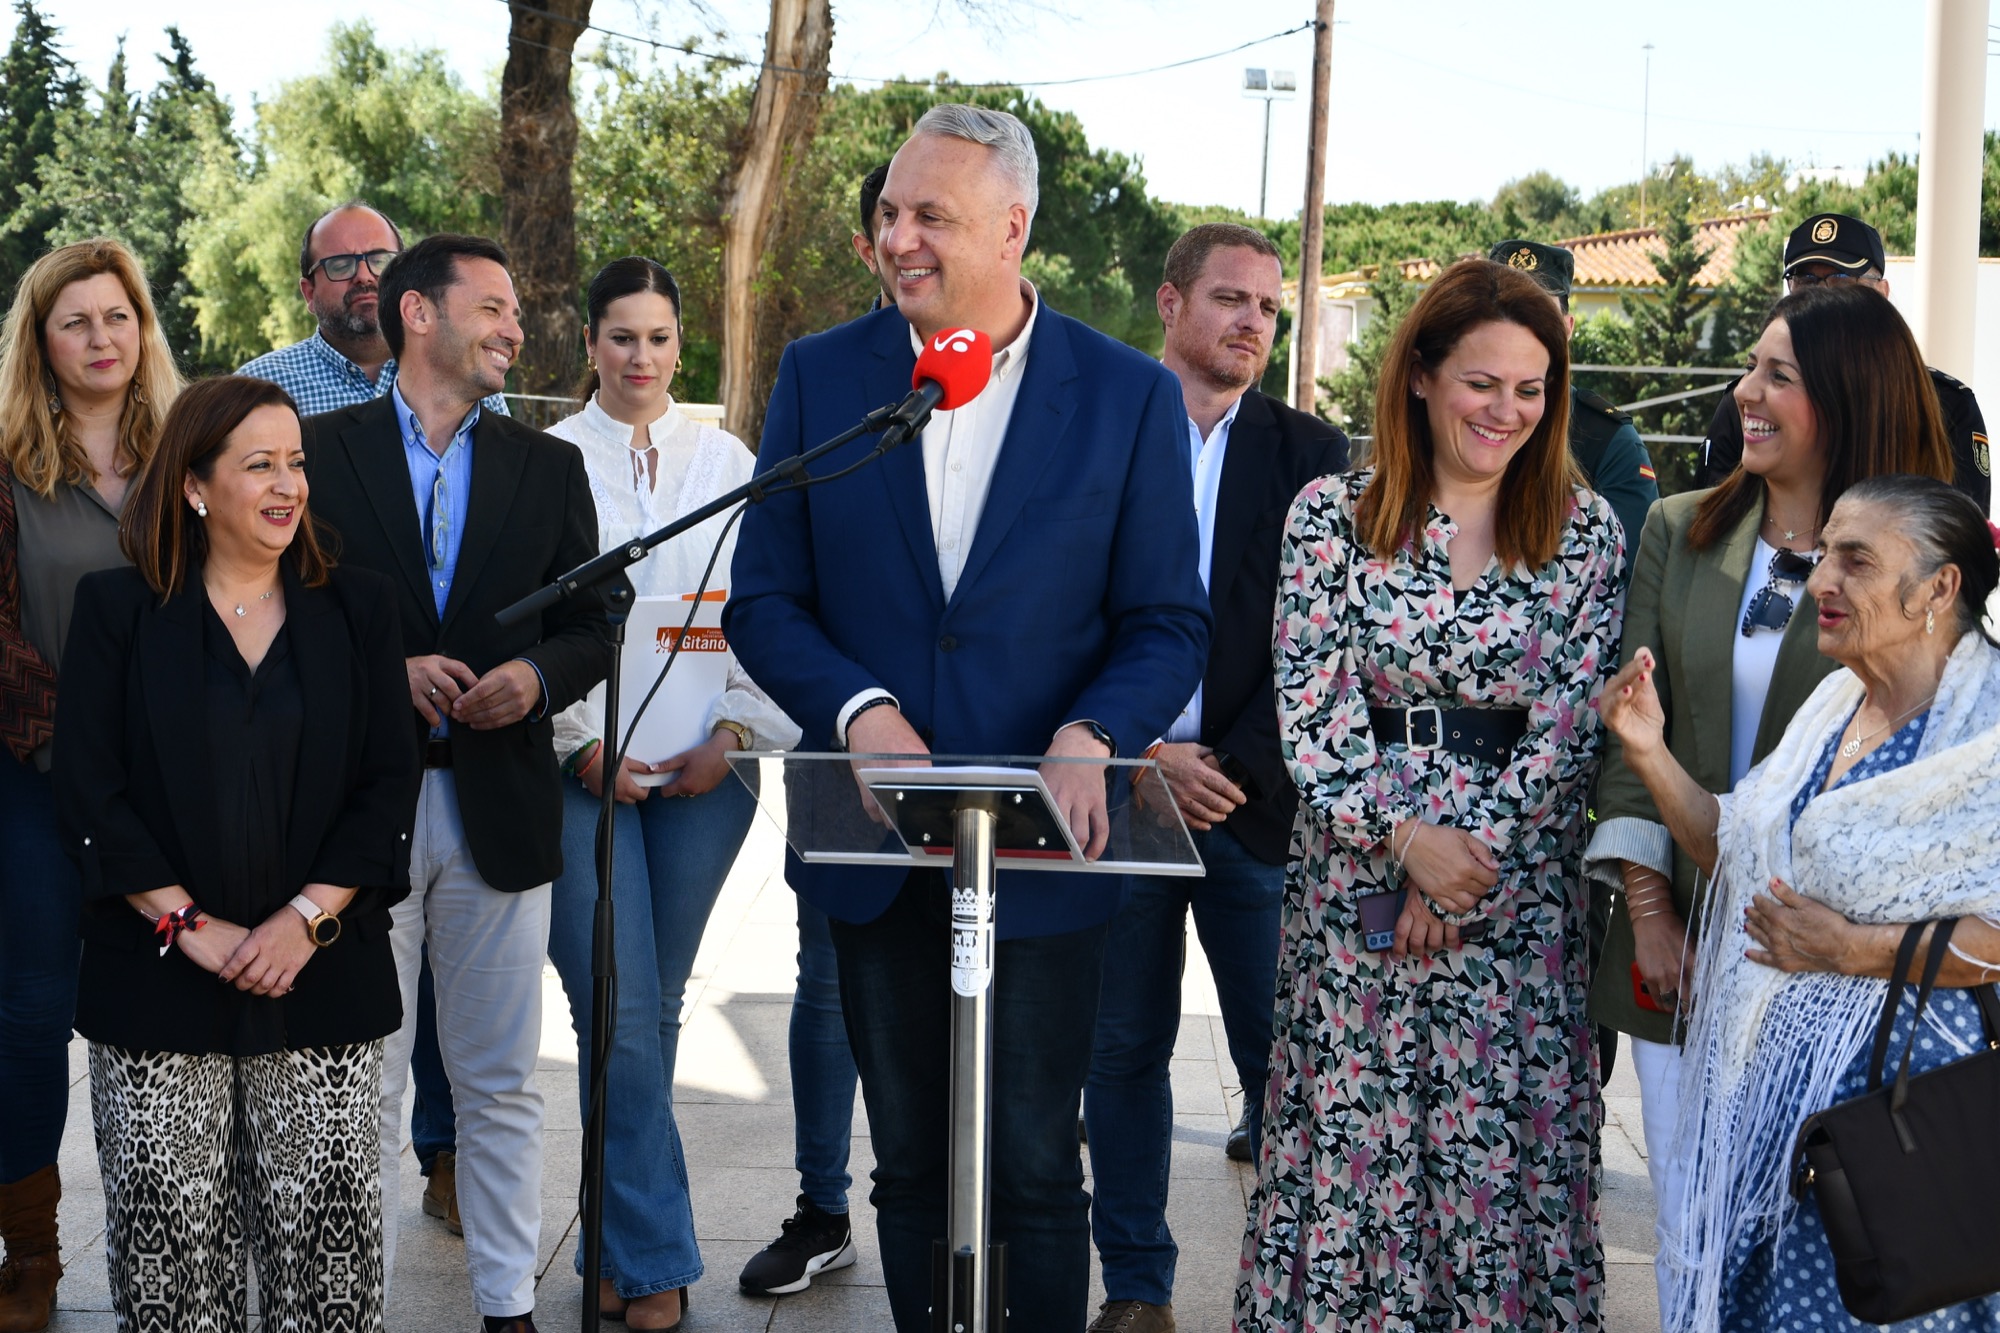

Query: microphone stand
left=494, top=404, right=926, bottom=1333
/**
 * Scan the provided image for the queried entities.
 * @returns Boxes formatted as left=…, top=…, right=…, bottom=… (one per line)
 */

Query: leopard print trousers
left=89, top=1040, right=386, bottom=1333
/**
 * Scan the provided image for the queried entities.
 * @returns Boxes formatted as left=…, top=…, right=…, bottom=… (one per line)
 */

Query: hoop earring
left=194, top=500, right=208, bottom=518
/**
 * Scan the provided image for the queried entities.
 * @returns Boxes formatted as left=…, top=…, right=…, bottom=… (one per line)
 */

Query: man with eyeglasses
left=1695, top=212, right=1988, bottom=504
left=238, top=201, right=508, bottom=418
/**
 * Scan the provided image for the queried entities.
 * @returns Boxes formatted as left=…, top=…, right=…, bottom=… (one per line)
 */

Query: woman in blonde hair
left=0, top=237, right=179, bottom=1330
left=1237, top=258, right=1623, bottom=1332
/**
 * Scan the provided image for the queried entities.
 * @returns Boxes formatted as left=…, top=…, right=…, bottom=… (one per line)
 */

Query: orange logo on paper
left=656, top=626, right=729, bottom=654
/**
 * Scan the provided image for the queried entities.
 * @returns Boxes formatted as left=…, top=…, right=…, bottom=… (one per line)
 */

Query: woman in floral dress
left=1236, top=259, right=1624, bottom=1333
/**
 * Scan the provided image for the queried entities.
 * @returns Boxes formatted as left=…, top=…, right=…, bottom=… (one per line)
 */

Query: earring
left=586, top=356, right=596, bottom=372
left=1926, top=608, right=1936, bottom=635
left=130, top=381, right=148, bottom=408
left=194, top=500, right=208, bottom=518
left=43, top=375, right=61, bottom=418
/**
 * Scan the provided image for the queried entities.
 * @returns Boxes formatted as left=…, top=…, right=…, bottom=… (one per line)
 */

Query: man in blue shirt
left=239, top=201, right=507, bottom=418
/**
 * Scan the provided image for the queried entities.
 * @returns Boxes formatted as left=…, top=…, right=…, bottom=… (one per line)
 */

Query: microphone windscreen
left=913, top=328, right=995, bottom=410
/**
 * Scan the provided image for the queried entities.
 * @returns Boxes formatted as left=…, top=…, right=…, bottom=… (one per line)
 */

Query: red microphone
left=880, top=328, right=994, bottom=444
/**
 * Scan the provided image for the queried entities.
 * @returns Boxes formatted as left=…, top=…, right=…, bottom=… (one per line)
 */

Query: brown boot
left=0, top=1165, right=61, bottom=1333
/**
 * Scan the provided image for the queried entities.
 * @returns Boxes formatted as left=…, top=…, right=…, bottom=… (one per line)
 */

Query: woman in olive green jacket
left=1583, top=282, right=1955, bottom=1310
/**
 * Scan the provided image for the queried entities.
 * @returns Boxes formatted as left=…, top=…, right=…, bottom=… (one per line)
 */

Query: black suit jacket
left=303, top=397, right=609, bottom=891
left=1201, top=390, right=1350, bottom=864
left=54, top=563, right=415, bottom=1054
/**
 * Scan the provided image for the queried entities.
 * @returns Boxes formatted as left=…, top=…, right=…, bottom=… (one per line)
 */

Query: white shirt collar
left=907, top=280, right=1040, bottom=385
left=581, top=391, right=681, bottom=445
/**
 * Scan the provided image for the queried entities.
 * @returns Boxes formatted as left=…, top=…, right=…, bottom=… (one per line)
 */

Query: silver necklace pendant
left=232, top=590, right=276, bottom=618
left=1839, top=735, right=1862, bottom=759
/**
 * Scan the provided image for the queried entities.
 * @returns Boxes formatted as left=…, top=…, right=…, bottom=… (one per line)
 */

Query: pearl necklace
left=1839, top=693, right=1936, bottom=759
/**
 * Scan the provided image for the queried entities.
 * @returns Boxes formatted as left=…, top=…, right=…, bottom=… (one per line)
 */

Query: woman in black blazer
left=53, top=375, right=414, bottom=1333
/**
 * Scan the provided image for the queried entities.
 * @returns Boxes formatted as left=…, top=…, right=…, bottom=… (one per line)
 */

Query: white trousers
left=1631, top=1034, right=1688, bottom=1317
left=378, top=770, right=552, bottom=1318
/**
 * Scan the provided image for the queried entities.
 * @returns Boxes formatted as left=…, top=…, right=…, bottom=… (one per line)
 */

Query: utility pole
left=1639, top=42, right=1654, bottom=229
left=1292, top=0, right=1334, bottom=414
left=1259, top=98, right=1274, bottom=217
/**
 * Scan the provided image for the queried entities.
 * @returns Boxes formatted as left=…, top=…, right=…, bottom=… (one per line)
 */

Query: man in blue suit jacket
left=726, top=105, right=1210, bottom=1332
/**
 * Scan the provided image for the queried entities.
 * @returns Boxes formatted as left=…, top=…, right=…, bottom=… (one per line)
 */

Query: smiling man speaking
left=726, top=104, right=1211, bottom=1333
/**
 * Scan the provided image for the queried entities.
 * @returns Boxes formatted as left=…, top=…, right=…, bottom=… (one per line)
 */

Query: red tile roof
left=1323, top=212, right=1775, bottom=294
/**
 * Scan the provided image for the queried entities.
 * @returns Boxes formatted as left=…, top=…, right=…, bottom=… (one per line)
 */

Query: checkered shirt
left=237, top=331, right=509, bottom=418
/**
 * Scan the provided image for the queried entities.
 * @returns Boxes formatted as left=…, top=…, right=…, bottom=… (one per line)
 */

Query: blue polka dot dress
left=1719, top=711, right=2000, bottom=1332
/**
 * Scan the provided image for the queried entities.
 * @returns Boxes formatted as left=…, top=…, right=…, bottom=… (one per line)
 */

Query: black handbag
left=1789, top=917, right=2000, bottom=1324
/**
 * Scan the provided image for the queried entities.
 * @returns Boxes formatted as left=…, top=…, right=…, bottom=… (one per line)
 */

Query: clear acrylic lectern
left=727, top=752, right=1202, bottom=1333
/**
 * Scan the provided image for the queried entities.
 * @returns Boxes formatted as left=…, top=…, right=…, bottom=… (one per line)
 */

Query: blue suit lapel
left=867, top=313, right=945, bottom=611
left=952, top=309, right=1078, bottom=602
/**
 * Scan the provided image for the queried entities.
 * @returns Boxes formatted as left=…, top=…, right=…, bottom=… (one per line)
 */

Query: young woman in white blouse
left=545, top=257, right=798, bottom=1330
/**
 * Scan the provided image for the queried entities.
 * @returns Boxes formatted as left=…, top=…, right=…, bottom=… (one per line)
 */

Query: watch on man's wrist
left=289, top=894, right=342, bottom=948
left=1075, top=719, right=1116, bottom=758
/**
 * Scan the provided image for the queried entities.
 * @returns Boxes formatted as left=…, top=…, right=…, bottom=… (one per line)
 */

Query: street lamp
left=1243, top=66, right=1297, bottom=219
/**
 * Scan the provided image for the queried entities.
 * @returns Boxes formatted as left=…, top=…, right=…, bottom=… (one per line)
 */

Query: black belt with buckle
left=423, top=738, right=453, bottom=769
left=1369, top=705, right=1527, bottom=764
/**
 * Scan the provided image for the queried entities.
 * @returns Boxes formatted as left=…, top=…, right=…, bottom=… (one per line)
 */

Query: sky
left=36, top=0, right=2000, bottom=217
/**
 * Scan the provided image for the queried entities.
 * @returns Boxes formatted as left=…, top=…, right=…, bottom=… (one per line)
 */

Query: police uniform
left=1490, top=240, right=1660, bottom=583
left=1694, top=213, right=1991, bottom=508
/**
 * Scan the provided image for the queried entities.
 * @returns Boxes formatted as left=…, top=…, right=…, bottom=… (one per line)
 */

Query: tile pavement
left=43, top=768, right=1662, bottom=1331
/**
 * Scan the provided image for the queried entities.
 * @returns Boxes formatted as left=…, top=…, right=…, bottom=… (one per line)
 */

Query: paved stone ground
left=45, top=766, right=1662, bottom=1331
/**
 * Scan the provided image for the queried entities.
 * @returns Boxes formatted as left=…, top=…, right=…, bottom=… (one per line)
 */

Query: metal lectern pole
left=942, top=804, right=1004, bottom=1333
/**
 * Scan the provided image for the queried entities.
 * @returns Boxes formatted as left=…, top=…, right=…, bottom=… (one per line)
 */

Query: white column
left=1910, top=0, right=1989, bottom=383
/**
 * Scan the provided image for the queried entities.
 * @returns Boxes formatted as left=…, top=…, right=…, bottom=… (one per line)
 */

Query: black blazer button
left=939, top=635, right=958, bottom=652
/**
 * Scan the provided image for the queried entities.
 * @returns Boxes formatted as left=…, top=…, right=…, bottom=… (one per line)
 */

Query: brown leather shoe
left=0, top=1165, right=62, bottom=1333
left=422, top=1151, right=462, bottom=1236
left=1086, top=1299, right=1176, bottom=1333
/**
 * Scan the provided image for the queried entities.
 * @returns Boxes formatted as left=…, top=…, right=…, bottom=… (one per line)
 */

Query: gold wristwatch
left=712, top=719, right=752, bottom=750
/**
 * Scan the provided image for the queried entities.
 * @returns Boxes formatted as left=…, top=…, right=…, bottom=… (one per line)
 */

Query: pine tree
left=8, top=25, right=236, bottom=368
left=1621, top=206, right=1716, bottom=493
left=0, top=0, right=82, bottom=298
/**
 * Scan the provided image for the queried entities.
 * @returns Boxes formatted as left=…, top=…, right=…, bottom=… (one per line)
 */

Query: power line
left=494, top=0, right=1312, bottom=90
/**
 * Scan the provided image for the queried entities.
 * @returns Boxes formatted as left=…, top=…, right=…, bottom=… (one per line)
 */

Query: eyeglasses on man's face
left=1785, top=268, right=1880, bottom=291
left=309, top=250, right=398, bottom=283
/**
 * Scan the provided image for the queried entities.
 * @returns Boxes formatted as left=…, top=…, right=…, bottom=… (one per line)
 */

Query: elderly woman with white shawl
left=1600, top=473, right=2000, bottom=1333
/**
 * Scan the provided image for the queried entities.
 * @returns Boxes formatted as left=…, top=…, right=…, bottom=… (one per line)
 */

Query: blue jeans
left=409, top=948, right=456, bottom=1174
left=546, top=774, right=756, bottom=1298
left=0, top=756, right=79, bottom=1183
left=1084, top=824, right=1284, bottom=1305
left=831, top=871, right=1108, bottom=1333
left=790, top=897, right=856, bottom=1214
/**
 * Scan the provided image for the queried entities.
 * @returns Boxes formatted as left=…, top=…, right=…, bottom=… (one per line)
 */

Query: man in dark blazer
left=303, top=234, right=607, bottom=1333
left=1081, top=224, right=1348, bottom=1333
left=725, top=106, right=1211, bottom=1333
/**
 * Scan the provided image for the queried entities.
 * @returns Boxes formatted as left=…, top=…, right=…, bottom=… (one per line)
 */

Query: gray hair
left=1839, top=473, right=2000, bottom=645
left=911, top=104, right=1040, bottom=232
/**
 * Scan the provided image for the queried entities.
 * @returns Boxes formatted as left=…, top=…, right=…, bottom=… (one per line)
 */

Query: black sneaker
left=738, top=1195, right=858, bottom=1296
left=1225, top=1104, right=1253, bottom=1163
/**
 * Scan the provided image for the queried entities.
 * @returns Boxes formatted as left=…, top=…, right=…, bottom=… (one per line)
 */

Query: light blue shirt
left=394, top=383, right=479, bottom=620
left=1162, top=393, right=1242, bottom=745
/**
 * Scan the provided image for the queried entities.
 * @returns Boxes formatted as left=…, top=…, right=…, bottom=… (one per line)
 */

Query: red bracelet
left=153, top=903, right=204, bottom=958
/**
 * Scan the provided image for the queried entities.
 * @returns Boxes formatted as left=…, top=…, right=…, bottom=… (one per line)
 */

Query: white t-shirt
left=1730, top=535, right=1806, bottom=786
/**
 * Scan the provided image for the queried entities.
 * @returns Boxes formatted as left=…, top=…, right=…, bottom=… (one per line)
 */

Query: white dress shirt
left=1161, top=392, right=1242, bottom=744
left=836, top=284, right=1041, bottom=746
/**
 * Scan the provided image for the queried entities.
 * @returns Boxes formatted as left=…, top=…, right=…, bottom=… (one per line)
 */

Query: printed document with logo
left=614, top=591, right=731, bottom=785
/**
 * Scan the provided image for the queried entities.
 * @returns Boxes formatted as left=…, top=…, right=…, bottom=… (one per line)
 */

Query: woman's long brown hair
left=1690, top=284, right=1951, bottom=549
left=1356, top=258, right=1578, bottom=571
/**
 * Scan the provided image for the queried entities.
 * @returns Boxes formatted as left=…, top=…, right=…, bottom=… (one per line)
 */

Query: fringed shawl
left=1664, top=631, right=2000, bottom=1332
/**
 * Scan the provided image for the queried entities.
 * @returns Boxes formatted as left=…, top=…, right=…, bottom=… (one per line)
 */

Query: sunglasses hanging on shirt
left=1741, top=547, right=1819, bottom=637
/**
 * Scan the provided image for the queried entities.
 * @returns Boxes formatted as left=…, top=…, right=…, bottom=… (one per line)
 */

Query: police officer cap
left=1783, top=213, right=1886, bottom=278
left=1489, top=239, right=1573, bottom=301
